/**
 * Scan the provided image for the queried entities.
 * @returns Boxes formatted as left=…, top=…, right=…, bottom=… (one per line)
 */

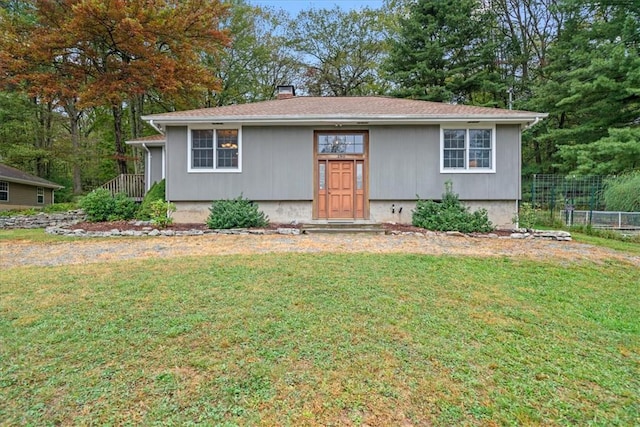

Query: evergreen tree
left=385, top=0, right=504, bottom=105
left=524, top=0, right=640, bottom=174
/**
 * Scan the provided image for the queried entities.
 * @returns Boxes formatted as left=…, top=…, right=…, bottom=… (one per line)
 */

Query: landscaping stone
left=40, top=222, right=571, bottom=242
left=0, top=210, right=86, bottom=229
left=277, top=228, right=301, bottom=235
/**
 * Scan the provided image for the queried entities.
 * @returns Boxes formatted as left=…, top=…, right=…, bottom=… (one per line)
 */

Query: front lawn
left=1, top=254, right=638, bottom=425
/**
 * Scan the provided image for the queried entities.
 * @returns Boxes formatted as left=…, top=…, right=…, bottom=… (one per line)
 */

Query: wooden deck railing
left=101, top=174, right=145, bottom=201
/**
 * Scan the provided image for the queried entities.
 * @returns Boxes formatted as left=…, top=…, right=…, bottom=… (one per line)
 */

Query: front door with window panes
left=315, top=132, right=367, bottom=219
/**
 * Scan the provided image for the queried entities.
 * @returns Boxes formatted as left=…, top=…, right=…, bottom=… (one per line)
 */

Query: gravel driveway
left=2, top=233, right=639, bottom=268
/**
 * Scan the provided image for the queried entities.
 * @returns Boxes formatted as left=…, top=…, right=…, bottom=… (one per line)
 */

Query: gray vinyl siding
left=165, top=124, right=521, bottom=202
left=369, top=124, right=520, bottom=200
left=165, top=126, right=313, bottom=201
left=0, top=181, right=54, bottom=208
left=148, top=147, right=164, bottom=187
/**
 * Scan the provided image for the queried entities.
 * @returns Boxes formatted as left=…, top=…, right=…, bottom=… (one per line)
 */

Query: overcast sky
left=249, top=0, right=385, bottom=15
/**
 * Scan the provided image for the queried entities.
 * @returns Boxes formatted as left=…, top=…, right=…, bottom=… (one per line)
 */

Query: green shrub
left=79, top=188, right=135, bottom=222
left=110, top=193, right=137, bottom=221
left=43, top=202, right=77, bottom=213
left=207, top=195, right=268, bottom=229
left=137, top=179, right=166, bottom=220
left=79, top=188, right=114, bottom=222
left=412, top=182, right=494, bottom=233
left=603, top=171, right=640, bottom=212
left=150, top=200, right=176, bottom=228
left=513, top=202, right=539, bottom=229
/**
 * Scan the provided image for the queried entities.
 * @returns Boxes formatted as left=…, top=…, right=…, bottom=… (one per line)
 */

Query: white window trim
left=440, top=124, right=496, bottom=174
left=187, top=125, right=242, bottom=173
left=0, top=181, right=8, bottom=202
left=37, top=187, right=44, bottom=204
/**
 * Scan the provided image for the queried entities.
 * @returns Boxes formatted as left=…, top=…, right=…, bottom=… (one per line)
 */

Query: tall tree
left=385, top=0, right=503, bottom=105
left=525, top=0, right=640, bottom=174
left=204, top=0, right=299, bottom=106
left=2, top=0, right=229, bottom=183
left=288, top=6, right=389, bottom=96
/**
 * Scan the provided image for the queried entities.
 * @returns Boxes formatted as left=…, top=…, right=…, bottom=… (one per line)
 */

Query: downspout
left=148, top=119, right=163, bottom=134
left=142, top=143, right=151, bottom=192
left=523, top=116, right=541, bottom=130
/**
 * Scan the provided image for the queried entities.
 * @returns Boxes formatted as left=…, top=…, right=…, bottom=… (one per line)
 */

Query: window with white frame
left=441, top=126, right=495, bottom=172
left=189, top=128, right=241, bottom=172
left=37, top=187, right=44, bottom=204
left=0, top=181, right=8, bottom=201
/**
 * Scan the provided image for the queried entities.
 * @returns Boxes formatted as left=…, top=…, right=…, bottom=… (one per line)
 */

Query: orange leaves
left=2, top=0, right=229, bottom=107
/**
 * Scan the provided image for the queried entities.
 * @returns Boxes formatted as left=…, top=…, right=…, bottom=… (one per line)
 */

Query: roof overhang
left=125, top=140, right=166, bottom=147
left=141, top=113, right=548, bottom=129
left=0, top=176, right=63, bottom=189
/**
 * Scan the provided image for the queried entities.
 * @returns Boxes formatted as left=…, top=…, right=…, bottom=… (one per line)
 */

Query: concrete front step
left=301, top=223, right=386, bottom=235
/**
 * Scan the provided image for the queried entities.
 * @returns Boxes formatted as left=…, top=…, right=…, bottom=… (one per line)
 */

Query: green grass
left=1, top=254, right=638, bottom=426
left=570, top=232, right=640, bottom=255
left=0, top=228, right=80, bottom=243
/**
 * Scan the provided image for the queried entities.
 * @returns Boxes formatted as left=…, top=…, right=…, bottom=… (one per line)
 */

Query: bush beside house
left=413, top=182, right=494, bottom=233
left=207, top=195, right=269, bottom=229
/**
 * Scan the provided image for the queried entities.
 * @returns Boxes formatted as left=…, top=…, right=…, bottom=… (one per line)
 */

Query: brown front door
left=328, top=161, right=354, bottom=218
left=315, top=131, right=368, bottom=220
left=317, top=159, right=366, bottom=219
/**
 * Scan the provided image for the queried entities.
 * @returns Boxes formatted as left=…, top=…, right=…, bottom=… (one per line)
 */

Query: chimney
left=276, top=85, right=295, bottom=100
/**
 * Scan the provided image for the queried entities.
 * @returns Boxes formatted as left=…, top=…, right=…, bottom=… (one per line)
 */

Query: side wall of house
left=0, top=182, right=53, bottom=210
left=148, top=146, right=164, bottom=188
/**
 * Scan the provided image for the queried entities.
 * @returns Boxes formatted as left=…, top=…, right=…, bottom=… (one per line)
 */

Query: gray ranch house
left=130, top=87, right=547, bottom=228
left=0, top=163, right=63, bottom=210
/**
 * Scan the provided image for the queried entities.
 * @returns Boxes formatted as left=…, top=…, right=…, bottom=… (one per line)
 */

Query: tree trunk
left=61, top=102, right=84, bottom=194
left=112, top=104, right=128, bottom=175
left=33, top=98, right=53, bottom=178
left=69, top=110, right=82, bottom=194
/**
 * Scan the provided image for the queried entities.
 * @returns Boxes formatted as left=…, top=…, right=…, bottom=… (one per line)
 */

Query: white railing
left=564, top=210, right=640, bottom=230
left=101, top=174, right=145, bottom=201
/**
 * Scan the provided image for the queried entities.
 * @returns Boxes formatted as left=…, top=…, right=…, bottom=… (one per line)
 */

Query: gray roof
left=0, top=163, right=64, bottom=189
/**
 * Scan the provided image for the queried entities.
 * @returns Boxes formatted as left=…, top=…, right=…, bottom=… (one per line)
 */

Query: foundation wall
left=173, top=200, right=516, bottom=229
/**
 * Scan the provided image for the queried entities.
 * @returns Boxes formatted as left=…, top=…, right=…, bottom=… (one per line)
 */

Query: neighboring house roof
left=142, top=96, right=547, bottom=126
left=0, top=163, right=63, bottom=189
left=125, top=134, right=166, bottom=146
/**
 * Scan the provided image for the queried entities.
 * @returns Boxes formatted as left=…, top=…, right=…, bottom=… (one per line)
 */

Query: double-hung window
left=37, top=187, right=44, bottom=204
left=441, top=126, right=495, bottom=173
left=189, top=128, right=241, bottom=172
left=0, top=181, right=8, bottom=201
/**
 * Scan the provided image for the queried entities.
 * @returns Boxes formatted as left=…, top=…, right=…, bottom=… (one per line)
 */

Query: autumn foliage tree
left=2, top=0, right=229, bottom=190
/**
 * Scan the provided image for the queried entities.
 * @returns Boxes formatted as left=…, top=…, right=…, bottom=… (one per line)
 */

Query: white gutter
left=0, top=177, right=63, bottom=189
left=523, top=116, right=543, bottom=130
left=148, top=119, right=163, bottom=134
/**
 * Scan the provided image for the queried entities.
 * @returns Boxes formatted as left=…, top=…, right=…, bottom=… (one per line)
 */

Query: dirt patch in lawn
left=2, top=225, right=638, bottom=268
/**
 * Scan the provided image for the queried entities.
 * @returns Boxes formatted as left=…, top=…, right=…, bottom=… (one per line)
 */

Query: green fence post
left=531, top=174, right=536, bottom=206
left=550, top=179, right=556, bottom=222
left=589, top=185, right=596, bottom=226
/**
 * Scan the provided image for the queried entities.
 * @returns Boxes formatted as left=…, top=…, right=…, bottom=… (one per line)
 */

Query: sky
left=249, top=0, right=385, bottom=15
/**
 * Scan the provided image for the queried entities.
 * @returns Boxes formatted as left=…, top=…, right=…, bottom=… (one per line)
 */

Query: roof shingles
left=143, top=96, right=545, bottom=121
left=0, top=163, right=63, bottom=189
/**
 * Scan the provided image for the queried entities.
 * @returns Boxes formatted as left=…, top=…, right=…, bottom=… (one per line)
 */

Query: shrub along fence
left=522, top=174, right=640, bottom=231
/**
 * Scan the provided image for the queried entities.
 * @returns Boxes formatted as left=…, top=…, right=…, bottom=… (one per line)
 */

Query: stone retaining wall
left=0, top=211, right=86, bottom=229
left=44, top=225, right=571, bottom=241
left=45, top=226, right=302, bottom=237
